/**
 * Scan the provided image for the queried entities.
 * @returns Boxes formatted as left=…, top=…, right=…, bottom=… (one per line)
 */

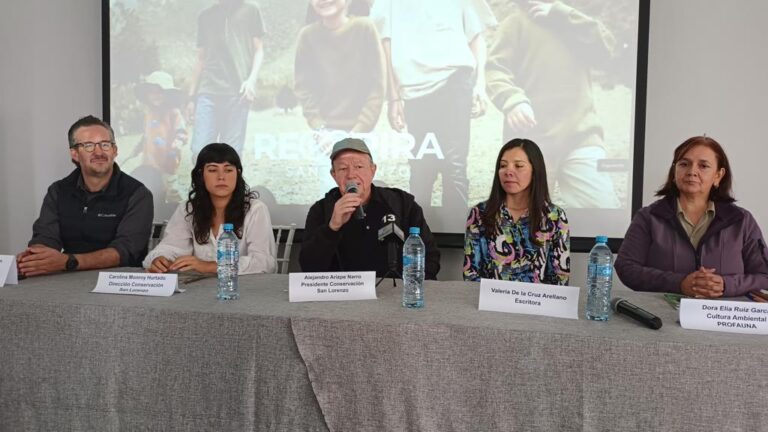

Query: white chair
left=148, top=221, right=168, bottom=250
left=273, top=224, right=296, bottom=274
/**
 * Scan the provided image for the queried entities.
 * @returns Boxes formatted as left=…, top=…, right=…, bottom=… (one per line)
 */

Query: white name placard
left=680, top=299, right=768, bottom=335
left=92, top=272, right=177, bottom=297
left=289, top=271, right=376, bottom=302
left=479, top=279, right=579, bottom=320
left=0, top=255, right=19, bottom=287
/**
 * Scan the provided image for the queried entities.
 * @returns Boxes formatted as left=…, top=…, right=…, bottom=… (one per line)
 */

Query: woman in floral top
left=464, top=139, right=570, bottom=284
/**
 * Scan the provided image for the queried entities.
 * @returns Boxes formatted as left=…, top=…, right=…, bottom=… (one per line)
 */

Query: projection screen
left=106, top=0, right=647, bottom=238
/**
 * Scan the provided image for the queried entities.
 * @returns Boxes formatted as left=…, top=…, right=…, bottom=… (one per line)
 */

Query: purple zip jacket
left=615, top=196, right=768, bottom=297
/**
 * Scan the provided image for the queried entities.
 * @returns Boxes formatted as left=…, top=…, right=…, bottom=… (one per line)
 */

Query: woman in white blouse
left=143, top=143, right=277, bottom=274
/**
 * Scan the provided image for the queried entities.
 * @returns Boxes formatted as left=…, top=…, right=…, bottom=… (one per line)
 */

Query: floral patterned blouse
left=463, top=201, right=570, bottom=284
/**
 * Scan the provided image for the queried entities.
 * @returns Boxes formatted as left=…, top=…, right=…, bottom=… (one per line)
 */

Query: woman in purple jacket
left=615, top=136, right=768, bottom=298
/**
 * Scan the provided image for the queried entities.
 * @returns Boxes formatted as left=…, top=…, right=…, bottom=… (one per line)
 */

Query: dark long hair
left=482, top=139, right=551, bottom=246
left=187, top=143, right=256, bottom=244
left=655, top=136, right=735, bottom=203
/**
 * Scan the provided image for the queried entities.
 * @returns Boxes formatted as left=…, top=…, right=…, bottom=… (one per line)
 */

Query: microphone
left=377, top=214, right=403, bottom=282
left=344, top=181, right=366, bottom=220
left=611, top=298, right=663, bottom=330
left=377, top=214, right=404, bottom=243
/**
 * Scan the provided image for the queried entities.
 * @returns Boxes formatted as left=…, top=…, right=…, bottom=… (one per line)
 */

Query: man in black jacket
left=17, top=115, right=153, bottom=277
left=300, top=138, right=440, bottom=279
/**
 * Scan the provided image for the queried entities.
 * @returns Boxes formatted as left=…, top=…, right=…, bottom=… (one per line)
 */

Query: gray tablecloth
left=1, top=270, right=766, bottom=431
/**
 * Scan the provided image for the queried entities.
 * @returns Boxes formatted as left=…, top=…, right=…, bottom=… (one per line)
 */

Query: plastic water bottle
left=402, top=227, right=425, bottom=309
left=585, top=235, right=613, bottom=321
left=217, top=223, right=239, bottom=300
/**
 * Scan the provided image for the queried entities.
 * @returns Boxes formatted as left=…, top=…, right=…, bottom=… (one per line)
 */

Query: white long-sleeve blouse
left=143, top=199, right=277, bottom=275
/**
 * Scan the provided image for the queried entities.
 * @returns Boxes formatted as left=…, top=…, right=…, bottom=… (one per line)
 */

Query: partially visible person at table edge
left=615, top=136, right=768, bottom=298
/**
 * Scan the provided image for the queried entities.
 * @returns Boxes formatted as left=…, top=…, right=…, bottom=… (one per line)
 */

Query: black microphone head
left=648, top=317, right=663, bottom=330
left=612, top=297, right=663, bottom=330
left=344, top=181, right=365, bottom=219
left=344, top=181, right=359, bottom=194
left=611, top=297, right=625, bottom=311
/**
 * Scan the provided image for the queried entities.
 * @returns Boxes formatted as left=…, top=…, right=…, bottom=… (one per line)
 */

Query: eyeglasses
left=71, top=141, right=115, bottom=152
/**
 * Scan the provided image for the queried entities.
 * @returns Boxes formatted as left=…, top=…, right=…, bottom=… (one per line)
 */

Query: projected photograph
left=109, top=0, right=642, bottom=236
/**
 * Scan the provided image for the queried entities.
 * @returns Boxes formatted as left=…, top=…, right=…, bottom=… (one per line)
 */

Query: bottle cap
left=409, top=227, right=420, bottom=235
left=223, top=223, right=234, bottom=231
left=596, top=235, right=608, bottom=244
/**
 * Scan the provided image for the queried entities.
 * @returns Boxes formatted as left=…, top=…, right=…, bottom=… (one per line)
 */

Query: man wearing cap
left=16, top=115, right=154, bottom=277
left=300, top=138, right=441, bottom=279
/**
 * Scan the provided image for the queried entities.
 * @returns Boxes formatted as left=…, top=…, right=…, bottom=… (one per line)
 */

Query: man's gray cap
left=330, top=138, right=372, bottom=161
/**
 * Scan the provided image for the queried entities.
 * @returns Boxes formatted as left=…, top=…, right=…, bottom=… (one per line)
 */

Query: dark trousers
left=403, top=68, right=473, bottom=212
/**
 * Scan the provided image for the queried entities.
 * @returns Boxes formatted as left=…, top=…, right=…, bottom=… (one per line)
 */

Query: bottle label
left=597, top=265, right=612, bottom=277
left=588, top=263, right=612, bottom=277
left=217, top=247, right=238, bottom=265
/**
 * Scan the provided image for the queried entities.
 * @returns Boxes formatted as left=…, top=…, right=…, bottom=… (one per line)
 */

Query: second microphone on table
left=611, top=297, right=663, bottom=330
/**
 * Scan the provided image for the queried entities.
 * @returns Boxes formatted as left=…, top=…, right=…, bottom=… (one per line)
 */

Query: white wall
left=0, top=0, right=102, bottom=255
left=2, top=0, right=767, bottom=285
left=643, top=0, right=768, bottom=231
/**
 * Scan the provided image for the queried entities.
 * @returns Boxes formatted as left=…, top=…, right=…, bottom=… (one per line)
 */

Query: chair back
left=273, top=224, right=296, bottom=274
left=148, top=221, right=168, bottom=250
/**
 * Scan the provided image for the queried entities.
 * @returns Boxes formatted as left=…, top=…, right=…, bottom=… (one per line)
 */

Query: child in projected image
left=134, top=71, right=187, bottom=176
left=187, top=0, right=266, bottom=159
left=486, top=0, right=621, bottom=208
left=294, top=0, right=385, bottom=155
left=130, top=70, right=188, bottom=217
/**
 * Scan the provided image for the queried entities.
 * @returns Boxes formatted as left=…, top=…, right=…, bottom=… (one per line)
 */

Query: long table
left=1, top=270, right=766, bottom=431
